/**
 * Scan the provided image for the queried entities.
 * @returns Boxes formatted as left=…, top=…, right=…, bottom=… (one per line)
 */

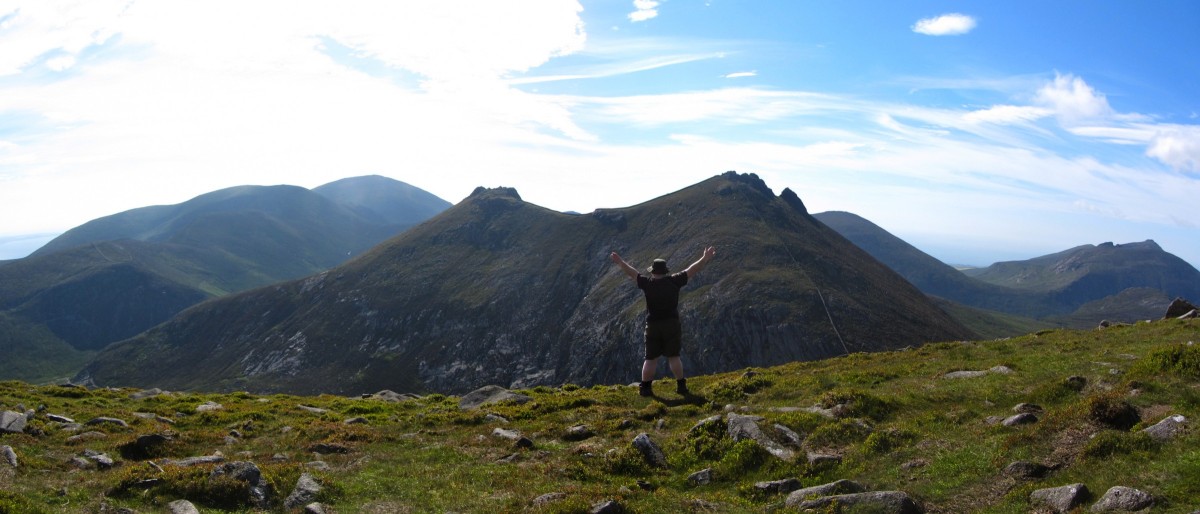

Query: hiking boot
left=639, top=381, right=653, bottom=397
left=676, top=378, right=689, bottom=395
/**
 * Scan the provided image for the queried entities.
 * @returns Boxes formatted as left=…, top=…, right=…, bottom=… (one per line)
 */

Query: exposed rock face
left=1164, top=297, right=1198, bottom=318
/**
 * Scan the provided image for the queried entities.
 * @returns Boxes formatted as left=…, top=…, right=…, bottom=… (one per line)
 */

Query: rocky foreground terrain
left=2, top=305, right=1198, bottom=513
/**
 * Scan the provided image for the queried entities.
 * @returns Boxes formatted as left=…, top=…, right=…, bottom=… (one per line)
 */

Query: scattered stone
left=564, top=424, right=594, bottom=441
left=1004, top=461, right=1051, bottom=479
left=83, top=449, right=116, bottom=470
left=1002, top=413, right=1039, bottom=426
left=631, top=433, right=667, bottom=468
left=298, top=405, right=328, bottom=414
left=726, top=413, right=794, bottom=460
left=86, top=417, right=130, bottom=428
left=1090, top=486, right=1154, bottom=512
left=806, top=451, right=842, bottom=466
left=304, top=503, right=329, bottom=514
left=1164, top=298, right=1198, bottom=319
left=2, top=445, right=17, bottom=467
left=688, top=468, right=713, bottom=486
left=754, top=478, right=802, bottom=495
left=1142, top=415, right=1187, bottom=442
left=195, top=401, right=223, bottom=412
left=46, top=413, right=75, bottom=423
left=791, top=491, right=921, bottom=513
left=284, top=472, right=322, bottom=509
left=365, top=390, right=421, bottom=402
left=67, top=431, right=108, bottom=443
left=532, top=492, right=567, bottom=506
left=209, top=461, right=270, bottom=509
left=167, top=499, right=200, bottom=514
left=70, top=456, right=93, bottom=469
left=773, top=423, right=803, bottom=448
left=305, top=461, right=331, bottom=471
left=458, top=385, right=532, bottom=410
left=943, top=365, right=1012, bottom=379
left=308, top=443, right=351, bottom=454
left=784, top=479, right=865, bottom=507
left=689, top=415, right=724, bottom=435
left=129, top=388, right=165, bottom=400
left=1, top=411, right=28, bottom=433
left=901, top=459, right=928, bottom=470
left=162, top=455, right=225, bottom=467
left=589, top=499, right=623, bottom=514
left=1013, top=403, right=1044, bottom=414
left=492, top=428, right=534, bottom=449
left=1030, top=483, right=1090, bottom=513
left=120, top=433, right=171, bottom=460
left=484, top=413, right=509, bottom=424
left=344, top=417, right=368, bottom=425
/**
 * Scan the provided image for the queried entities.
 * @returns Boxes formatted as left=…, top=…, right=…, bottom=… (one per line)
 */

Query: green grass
left=1, top=318, right=1198, bottom=512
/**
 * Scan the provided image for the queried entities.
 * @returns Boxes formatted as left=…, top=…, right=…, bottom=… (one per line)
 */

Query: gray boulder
left=631, top=433, right=667, bottom=468
left=726, top=413, right=795, bottom=460
left=85, top=417, right=129, bottom=428
left=687, top=468, right=713, bottom=486
left=1030, top=483, right=1090, bottom=513
left=492, top=427, right=534, bottom=449
left=1142, top=414, right=1187, bottom=442
left=785, top=479, right=865, bottom=507
left=167, top=499, right=200, bottom=514
left=791, top=491, right=922, bottom=513
left=1164, top=297, right=1198, bottom=318
left=754, top=478, right=801, bottom=495
left=532, top=492, right=567, bottom=506
left=1090, top=486, right=1154, bottom=512
left=0, top=411, right=27, bottom=433
left=284, top=472, right=322, bottom=509
left=209, top=461, right=271, bottom=509
left=1002, top=413, right=1039, bottom=426
left=1003, top=460, right=1050, bottom=479
left=459, top=385, right=532, bottom=410
left=2, top=445, right=16, bottom=467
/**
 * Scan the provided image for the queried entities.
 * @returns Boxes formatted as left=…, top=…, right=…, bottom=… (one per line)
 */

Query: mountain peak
left=468, top=186, right=522, bottom=201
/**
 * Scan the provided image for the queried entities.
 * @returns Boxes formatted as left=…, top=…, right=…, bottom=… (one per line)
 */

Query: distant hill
left=813, top=211, right=1200, bottom=331
left=1, top=176, right=449, bottom=383
left=79, top=172, right=976, bottom=396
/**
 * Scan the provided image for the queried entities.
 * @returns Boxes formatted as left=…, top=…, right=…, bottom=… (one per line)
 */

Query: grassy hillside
left=3, top=319, right=1197, bottom=513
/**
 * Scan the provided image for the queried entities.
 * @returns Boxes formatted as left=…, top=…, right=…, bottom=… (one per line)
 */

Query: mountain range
left=0, top=176, right=449, bottom=382
left=813, top=211, right=1200, bottom=336
left=76, top=172, right=975, bottom=395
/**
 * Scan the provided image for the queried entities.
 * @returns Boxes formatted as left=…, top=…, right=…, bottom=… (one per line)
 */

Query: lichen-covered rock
left=1, top=411, right=28, bottom=434
left=791, top=490, right=922, bottom=513
left=284, top=473, right=322, bottom=509
left=1142, top=414, right=1187, bottom=442
left=784, top=479, right=865, bottom=507
left=1030, top=483, right=1090, bottom=513
left=1090, top=486, right=1153, bottom=512
left=631, top=433, right=667, bottom=468
left=458, top=385, right=532, bottom=410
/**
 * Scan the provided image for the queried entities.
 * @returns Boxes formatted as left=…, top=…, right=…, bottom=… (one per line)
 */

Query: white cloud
left=724, top=71, right=756, bottom=79
left=912, top=13, right=976, bottom=36
left=629, top=0, right=660, bottom=22
left=1034, top=73, right=1113, bottom=124
left=963, top=105, right=1052, bottom=125
left=1146, top=125, right=1200, bottom=172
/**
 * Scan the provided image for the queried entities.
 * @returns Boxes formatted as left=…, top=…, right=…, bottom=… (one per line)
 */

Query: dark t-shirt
left=637, top=272, right=689, bottom=321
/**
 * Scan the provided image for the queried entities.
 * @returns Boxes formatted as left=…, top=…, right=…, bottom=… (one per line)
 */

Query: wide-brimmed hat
left=648, top=259, right=669, bottom=274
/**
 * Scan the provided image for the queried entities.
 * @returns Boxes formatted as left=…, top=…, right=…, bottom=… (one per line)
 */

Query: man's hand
left=611, top=251, right=639, bottom=279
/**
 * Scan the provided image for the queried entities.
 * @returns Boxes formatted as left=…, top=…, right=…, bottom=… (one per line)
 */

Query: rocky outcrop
left=1030, top=483, right=1090, bottom=513
left=459, top=385, right=532, bottom=410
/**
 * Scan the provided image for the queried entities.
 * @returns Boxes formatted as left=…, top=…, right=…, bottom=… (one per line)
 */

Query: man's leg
left=641, top=359, right=658, bottom=382
left=667, top=356, right=684, bottom=379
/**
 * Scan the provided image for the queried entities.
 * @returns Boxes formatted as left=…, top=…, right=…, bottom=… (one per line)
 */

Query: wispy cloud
left=724, top=71, right=756, bottom=79
left=628, top=0, right=659, bottom=22
left=912, top=13, right=977, bottom=36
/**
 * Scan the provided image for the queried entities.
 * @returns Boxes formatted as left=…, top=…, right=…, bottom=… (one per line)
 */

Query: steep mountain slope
left=2, top=176, right=448, bottom=383
left=79, top=172, right=975, bottom=396
left=814, top=211, right=1199, bottom=328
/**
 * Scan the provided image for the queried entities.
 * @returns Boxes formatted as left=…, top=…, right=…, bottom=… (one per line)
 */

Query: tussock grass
left=0, top=319, right=1197, bottom=512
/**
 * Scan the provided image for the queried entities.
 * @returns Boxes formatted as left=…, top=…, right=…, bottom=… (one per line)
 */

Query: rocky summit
left=79, top=172, right=973, bottom=396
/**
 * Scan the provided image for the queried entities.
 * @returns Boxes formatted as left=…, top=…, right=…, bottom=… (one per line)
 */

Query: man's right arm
left=610, top=252, right=639, bottom=280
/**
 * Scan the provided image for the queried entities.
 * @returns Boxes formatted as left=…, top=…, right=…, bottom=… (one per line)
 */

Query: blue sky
left=1, top=1, right=1198, bottom=269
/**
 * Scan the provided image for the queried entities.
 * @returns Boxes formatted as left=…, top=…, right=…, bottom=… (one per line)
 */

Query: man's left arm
left=682, top=246, right=716, bottom=278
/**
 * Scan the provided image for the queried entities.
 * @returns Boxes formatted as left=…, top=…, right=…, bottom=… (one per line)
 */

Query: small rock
left=167, top=499, right=200, bottom=514
left=791, top=490, right=921, bottom=513
left=46, top=413, right=75, bottom=423
left=1012, top=403, right=1044, bottom=414
left=209, top=461, right=270, bottom=509
left=1002, top=413, right=1039, bottom=426
left=305, top=461, right=331, bottom=471
left=162, top=455, right=225, bottom=467
left=2, top=445, right=17, bottom=467
left=754, top=478, right=802, bottom=495
left=83, top=450, right=115, bottom=470
left=344, top=417, right=368, bottom=425
left=631, top=433, right=667, bottom=468
left=129, top=388, right=164, bottom=400
left=688, top=468, right=713, bottom=486
left=773, top=423, right=803, bottom=448
left=67, top=431, right=108, bottom=443
left=1, top=411, right=29, bottom=433
left=284, top=472, right=322, bottom=509
left=1090, top=485, right=1154, bottom=512
left=492, top=427, right=534, bottom=449
left=298, top=405, right=328, bottom=414
left=458, top=385, right=532, bottom=410
left=1142, top=414, right=1187, bottom=442
left=85, top=417, right=129, bottom=428
left=532, top=492, right=567, bottom=506
left=304, top=503, right=329, bottom=514
left=726, top=413, right=794, bottom=461
left=806, top=451, right=842, bottom=466
left=1030, top=483, right=1090, bottom=513
left=366, top=390, right=421, bottom=402
left=589, top=499, right=624, bottom=514
left=195, top=401, right=223, bottom=412
left=308, top=443, right=351, bottom=454
left=1004, top=460, right=1050, bottom=479
left=564, top=424, right=594, bottom=441
left=901, top=459, right=928, bottom=470
left=784, top=479, right=865, bottom=507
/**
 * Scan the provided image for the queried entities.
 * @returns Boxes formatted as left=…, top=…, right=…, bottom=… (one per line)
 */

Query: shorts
left=644, top=318, right=682, bottom=360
